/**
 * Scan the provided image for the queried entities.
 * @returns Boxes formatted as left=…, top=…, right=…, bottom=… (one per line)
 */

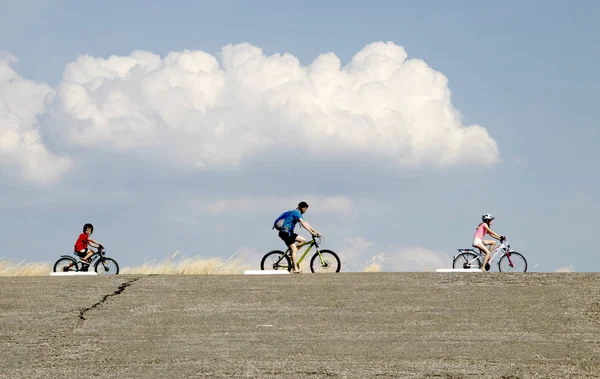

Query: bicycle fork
left=314, top=250, right=330, bottom=267
left=503, top=251, right=516, bottom=268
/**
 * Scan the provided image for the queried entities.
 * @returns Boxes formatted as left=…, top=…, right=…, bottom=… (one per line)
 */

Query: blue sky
left=1, top=0, right=598, bottom=271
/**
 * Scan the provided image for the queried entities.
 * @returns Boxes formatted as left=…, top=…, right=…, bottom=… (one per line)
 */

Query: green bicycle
left=261, top=236, right=341, bottom=273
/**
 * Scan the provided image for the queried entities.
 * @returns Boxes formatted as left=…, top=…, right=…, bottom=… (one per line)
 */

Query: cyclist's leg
left=289, top=234, right=307, bottom=272
left=292, top=235, right=307, bottom=271
left=71, top=249, right=86, bottom=267
left=483, top=239, right=496, bottom=254
left=279, top=232, right=301, bottom=272
left=294, top=235, right=307, bottom=245
left=82, top=249, right=94, bottom=263
left=288, top=243, right=299, bottom=272
left=473, top=238, right=491, bottom=270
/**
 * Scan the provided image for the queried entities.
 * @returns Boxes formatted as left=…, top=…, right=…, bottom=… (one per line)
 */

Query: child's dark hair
left=83, top=223, right=94, bottom=233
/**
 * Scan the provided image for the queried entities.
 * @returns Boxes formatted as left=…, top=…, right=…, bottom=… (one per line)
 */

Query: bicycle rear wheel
left=310, top=250, right=341, bottom=273
left=95, top=258, right=119, bottom=275
left=498, top=252, right=527, bottom=272
left=452, top=252, right=481, bottom=270
left=53, top=257, right=77, bottom=272
left=260, top=250, right=292, bottom=271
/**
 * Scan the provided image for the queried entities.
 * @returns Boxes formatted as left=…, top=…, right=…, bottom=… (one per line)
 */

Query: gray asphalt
left=1, top=273, right=599, bottom=378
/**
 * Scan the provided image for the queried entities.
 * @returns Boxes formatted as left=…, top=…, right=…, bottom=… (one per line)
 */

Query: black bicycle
left=53, top=245, right=119, bottom=275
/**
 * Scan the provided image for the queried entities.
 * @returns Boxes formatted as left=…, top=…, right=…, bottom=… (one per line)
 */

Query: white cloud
left=0, top=53, right=71, bottom=185
left=342, top=236, right=375, bottom=257
left=44, top=41, right=498, bottom=171
left=382, top=246, right=452, bottom=271
left=2, top=42, right=499, bottom=185
left=339, top=236, right=377, bottom=271
left=336, top=238, right=451, bottom=272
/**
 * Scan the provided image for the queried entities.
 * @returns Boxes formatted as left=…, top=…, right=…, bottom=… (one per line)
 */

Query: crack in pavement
left=79, top=277, right=141, bottom=321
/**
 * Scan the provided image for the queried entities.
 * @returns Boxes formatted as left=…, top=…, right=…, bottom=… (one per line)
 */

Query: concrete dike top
left=1, top=272, right=599, bottom=378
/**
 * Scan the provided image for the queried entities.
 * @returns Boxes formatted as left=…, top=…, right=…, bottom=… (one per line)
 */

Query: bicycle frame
left=266, top=236, right=326, bottom=272
left=486, top=244, right=505, bottom=264
left=59, top=247, right=106, bottom=270
left=461, top=239, right=514, bottom=267
left=277, top=236, right=325, bottom=265
left=282, top=236, right=326, bottom=265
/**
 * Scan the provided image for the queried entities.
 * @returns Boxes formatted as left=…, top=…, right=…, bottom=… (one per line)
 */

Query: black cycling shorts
left=74, top=249, right=87, bottom=258
left=278, top=231, right=298, bottom=247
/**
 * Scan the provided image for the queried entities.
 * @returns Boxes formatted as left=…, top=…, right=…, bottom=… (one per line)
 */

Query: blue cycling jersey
left=282, top=209, right=303, bottom=234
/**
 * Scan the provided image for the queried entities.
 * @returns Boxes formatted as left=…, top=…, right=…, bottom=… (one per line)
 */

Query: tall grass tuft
left=363, top=253, right=385, bottom=272
left=0, top=259, right=51, bottom=276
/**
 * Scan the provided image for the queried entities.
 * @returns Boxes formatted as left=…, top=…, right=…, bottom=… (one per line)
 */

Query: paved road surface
left=1, top=273, right=599, bottom=378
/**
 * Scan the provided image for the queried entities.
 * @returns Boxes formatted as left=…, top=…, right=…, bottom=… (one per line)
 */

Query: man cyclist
left=276, top=201, right=320, bottom=273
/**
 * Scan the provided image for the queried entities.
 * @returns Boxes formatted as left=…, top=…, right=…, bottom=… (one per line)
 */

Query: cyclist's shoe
left=62, top=266, right=70, bottom=272
left=484, top=263, right=491, bottom=271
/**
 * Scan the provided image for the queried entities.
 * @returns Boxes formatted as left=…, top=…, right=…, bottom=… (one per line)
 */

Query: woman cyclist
left=473, top=214, right=504, bottom=271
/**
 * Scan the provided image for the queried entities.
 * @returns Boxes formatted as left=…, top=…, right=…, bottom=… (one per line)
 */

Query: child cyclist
left=473, top=214, right=504, bottom=271
left=75, top=223, right=103, bottom=266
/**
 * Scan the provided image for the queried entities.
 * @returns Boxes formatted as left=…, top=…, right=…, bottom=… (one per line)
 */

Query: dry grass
left=362, top=253, right=385, bottom=272
left=0, top=259, right=52, bottom=276
left=0, top=254, right=251, bottom=276
left=120, top=252, right=253, bottom=275
left=555, top=265, right=576, bottom=273
left=0, top=252, right=410, bottom=276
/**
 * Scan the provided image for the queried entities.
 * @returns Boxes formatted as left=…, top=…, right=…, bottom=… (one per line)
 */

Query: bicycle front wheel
left=498, top=252, right=527, bottom=272
left=452, top=252, right=481, bottom=270
left=261, top=250, right=291, bottom=271
left=310, top=250, right=341, bottom=273
left=53, top=257, right=77, bottom=272
left=95, top=258, right=119, bottom=275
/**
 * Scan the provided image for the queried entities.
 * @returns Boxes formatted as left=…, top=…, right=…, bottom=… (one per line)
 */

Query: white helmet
left=482, top=213, right=495, bottom=221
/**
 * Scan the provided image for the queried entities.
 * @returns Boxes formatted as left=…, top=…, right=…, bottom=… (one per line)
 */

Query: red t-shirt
left=74, top=233, right=89, bottom=252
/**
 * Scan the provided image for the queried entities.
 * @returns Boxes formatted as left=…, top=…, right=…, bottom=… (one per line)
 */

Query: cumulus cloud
left=45, top=41, right=498, bottom=171
left=337, top=237, right=452, bottom=272
left=383, top=246, right=452, bottom=271
left=2, top=42, right=499, bottom=185
left=0, top=53, right=71, bottom=185
left=339, top=236, right=377, bottom=271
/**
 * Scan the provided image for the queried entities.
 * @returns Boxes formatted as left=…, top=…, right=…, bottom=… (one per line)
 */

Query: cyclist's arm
left=299, top=219, right=319, bottom=236
left=483, top=224, right=502, bottom=239
left=88, top=239, right=101, bottom=248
